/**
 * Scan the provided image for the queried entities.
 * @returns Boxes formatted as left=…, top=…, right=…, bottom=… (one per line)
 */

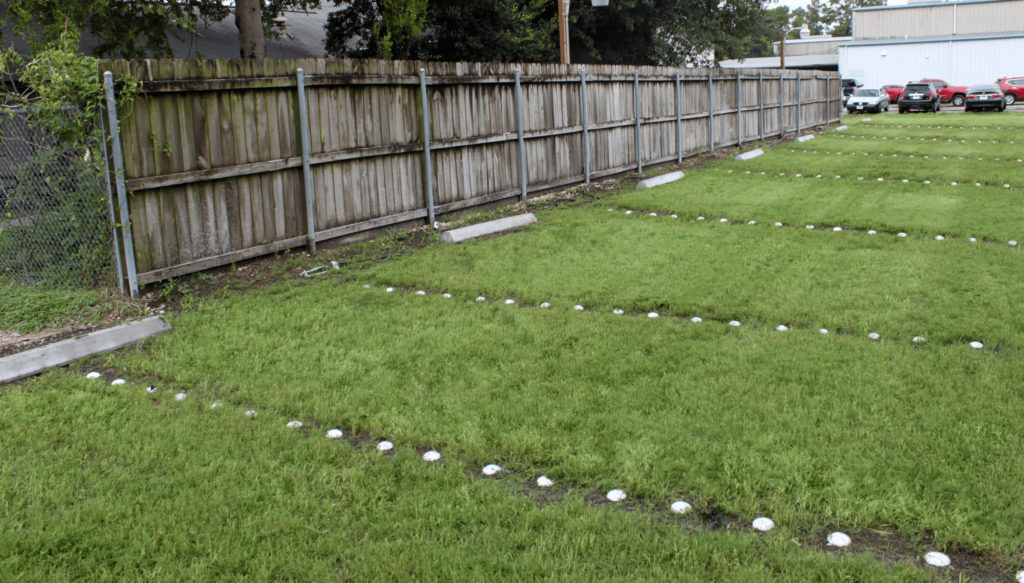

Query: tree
left=236, top=0, right=266, bottom=59
left=568, top=0, right=770, bottom=66
left=819, top=0, right=884, bottom=36
left=325, top=0, right=428, bottom=60
left=421, top=0, right=556, bottom=63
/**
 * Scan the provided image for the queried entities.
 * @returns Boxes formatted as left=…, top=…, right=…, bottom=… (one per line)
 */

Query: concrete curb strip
left=833, top=125, right=848, bottom=131
left=635, top=171, right=685, bottom=189
left=795, top=134, right=815, bottom=142
left=440, top=213, right=537, bottom=243
left=734, top=149, right=764, bottom=161
left=0, top=317, right=172, bottom=385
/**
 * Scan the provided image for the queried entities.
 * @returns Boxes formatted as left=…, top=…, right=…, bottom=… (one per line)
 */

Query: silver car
left=846, top=89, right=890, bottom=114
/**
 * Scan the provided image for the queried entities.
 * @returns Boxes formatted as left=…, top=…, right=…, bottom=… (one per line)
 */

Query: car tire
left=1006, top=94, right=1016, bottom=106
left=884, top=104, right=889, bottom=112
left=899, top=106, right=906, bottom=114
left=952, top=94, right=965, bottom=107
left=935, top=102, right=940, bottom=112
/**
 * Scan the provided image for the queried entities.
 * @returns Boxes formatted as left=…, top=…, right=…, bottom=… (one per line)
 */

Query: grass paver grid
left=5, top=114, right=1024, bottom=580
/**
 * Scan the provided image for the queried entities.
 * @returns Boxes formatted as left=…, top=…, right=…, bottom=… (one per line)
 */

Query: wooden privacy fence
left=99, top=58, right=840, bottom=294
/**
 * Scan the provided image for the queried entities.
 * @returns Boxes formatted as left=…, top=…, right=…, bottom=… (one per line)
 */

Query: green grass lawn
left=5, top=114, right=1024, bottom=580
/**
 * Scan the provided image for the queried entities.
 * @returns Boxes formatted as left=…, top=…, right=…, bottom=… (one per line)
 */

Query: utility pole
left=559, top=0, right=571, bottom=64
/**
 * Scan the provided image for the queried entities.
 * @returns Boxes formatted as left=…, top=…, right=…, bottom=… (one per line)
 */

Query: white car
left=846, top=89, right=890, bottom=114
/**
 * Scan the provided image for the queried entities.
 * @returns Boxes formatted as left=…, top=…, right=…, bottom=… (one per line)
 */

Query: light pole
left=559, top=0, right=610, bottom=65
left=779, top=26, right=797, bottom=70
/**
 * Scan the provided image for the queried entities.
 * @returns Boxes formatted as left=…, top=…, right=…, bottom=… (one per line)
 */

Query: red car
left=996, top=77, right=1024, bottom=106
left=920, top=79, right=969, bottom=106
left=881, top=84, right=903, bottom=100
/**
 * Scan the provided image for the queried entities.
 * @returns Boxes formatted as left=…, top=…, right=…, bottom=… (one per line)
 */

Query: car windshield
left=905, top=85, right=929, bottom=92
left=858, top=89, right=880, bottom=96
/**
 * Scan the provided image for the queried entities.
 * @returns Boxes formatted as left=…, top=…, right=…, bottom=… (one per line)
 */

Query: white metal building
left=839, top=0, right=1024, bottom=89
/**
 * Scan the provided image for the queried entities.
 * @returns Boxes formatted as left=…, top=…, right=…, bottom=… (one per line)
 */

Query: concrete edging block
left=833, top=125, right=848, bottom=131
left=795, top=134, right=815, bottom=142
left=635, top=171, right=685, bottom=189
left=733, top=149, right=764, bottom=161
left=0, top=316, right=172, bottom=385
left=440, top=213, right=538, bottom=244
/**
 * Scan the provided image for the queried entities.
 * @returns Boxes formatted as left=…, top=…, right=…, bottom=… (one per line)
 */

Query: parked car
left=996, top=77, right=1024, bottom=106
left=899, top=82, right=940, bottom=113
left=846, top=88, right=890, bottom=113
left=964, top=84, right=1006, bottom=112
left=920, top=79, right=968, bottom=106
left=841, top=78, right=861, bottom=105
left=881, top=84, right=904, bottom=101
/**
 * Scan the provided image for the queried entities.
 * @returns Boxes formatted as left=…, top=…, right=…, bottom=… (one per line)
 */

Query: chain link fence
left=0, top=110, right=113, bottom=287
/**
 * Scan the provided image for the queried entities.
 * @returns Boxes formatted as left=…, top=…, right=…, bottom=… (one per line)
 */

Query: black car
left=964, top=84, right=1006, bottom=112
left=841, top=78, right=862, bottom=105
left=898, top=82, right=940, bottom=113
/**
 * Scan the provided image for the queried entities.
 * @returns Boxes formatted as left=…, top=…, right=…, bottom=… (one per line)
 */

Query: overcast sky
left=769, top=0, right=908, bottom=14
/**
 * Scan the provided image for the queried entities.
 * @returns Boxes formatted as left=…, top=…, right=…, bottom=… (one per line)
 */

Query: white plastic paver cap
left=867, top=230, right=876, bottom=235
left=697, top=216, right=705, bottom=221
left=476, top=296, right=486, bottom=302
left=720, top=218, right=729, bottom=223
left=729, top=320, right=741, bottom=327
left=970, top=341, right=984, bottom=349
left=833, top=226, right=842, bottom=232
left=827, top=532, right=852, bottom=547
left=969, top=237, right=977, bottom=242
left=505, top=299, right=515, bottom=305
left=287, top=420, right=303, bottom=428
left=647, top=312, right=659, bottom=319
left=913, top=336, right=926, bottom=343
left=670, top=501, right=692, bottom=514
left=898, top=232, right=907, bottom=238
left=690, top=317, right=703, bottom=323
left=748, top=220, right=756, bottom=225
left=423, top=450, right=442, bottom=462
left=613, top=309, right=625, bottom=315
left=868, top=332, right=880, bottom=340
left=175, top=392, right=187, bottom=401
left=326, top=428, right=343, bottom=439
left=775, top=325, right=788, bottom=332
left=935, top=235, right=945, bottom=241
left=537, top=475, right=555, bottom=487
left=443, top=293, right=452, bottom=298
left=377, top=440, right=394, bottom=451
left=210, top=402, right=222, bottom=409
left=795, top=134, right=815, bottom=142
left=1010, top=241, right=1019, bottom=247
left=774, top=222, right=783, bottom=227
left=819, top=328, right=828, bottom=334
left=924, top=552, right=950, bottom=567
left=363, top=284, right=371, bottom=288
left=806, top=225, right=814, bottom=230
left=606, top=489, right=627, bottom=502
left=146, top=386, right=158, bottom=393
left=1017, top=570, right=1024, bottom=583
left=573, top=305, right=585, bottom=311
left=245, top=409, right=257, bottom=417
left=752, top=517, right=775, bottom=531
left=650, top=212, right=658, bottom=216
left=416, top=290, right=426, bottom=295
left=111, top=378, right=126, bottom=385
left=86, top=371, right=101, bottom=379
left=482, top=464, right=503, bottom=476
left=386, top=287, right=394, bottom=293
left=540, top=302, right=551, bottom=308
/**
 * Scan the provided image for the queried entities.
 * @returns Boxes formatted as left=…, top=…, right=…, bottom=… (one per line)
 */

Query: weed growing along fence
left=0, top=111, right=113, bottom=286
left=99, top=58, right=840, bottom=290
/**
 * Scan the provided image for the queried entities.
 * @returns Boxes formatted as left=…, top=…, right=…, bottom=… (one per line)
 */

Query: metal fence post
left=796, top=71, right=802, bottom=134
left=708, top=70, right=715, bottom=152
left=778, top=72, right=784, bottom=138
left=826, top=74, right=831, bottom=123
left=515, top=69, right=528, bottom=199
left=296, top=69, right=317, bottom=254
left=634, top=71, right=642, bottom=174
left=736, top=70, right=742, bottom=146
left=419, top=69, right=436, bottom=225
left=758, top=71, right=764, bottom=142
left=98, top=114, right=125, bottom=294
left=102, top=71, right=139, bottom=297
left=580, top=68, right=590, bottom=186
left=675, top=71, right=682, bottom=164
